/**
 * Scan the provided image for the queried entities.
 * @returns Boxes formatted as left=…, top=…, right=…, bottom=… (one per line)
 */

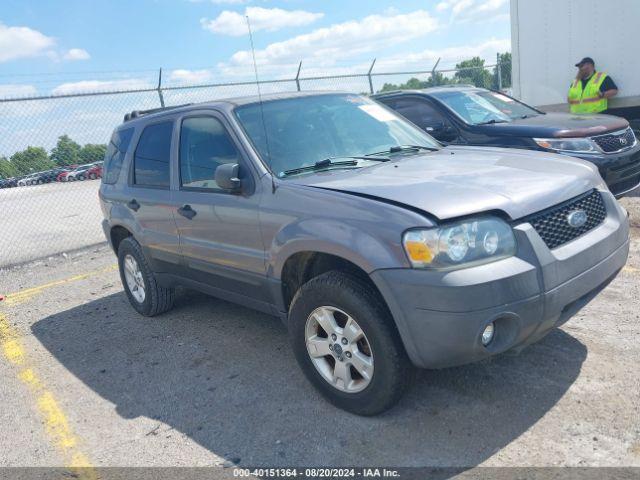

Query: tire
left=117, top=237, right=175, bottom=316
left=288, top=271, right=413, bottom=415
left=89, top=173, right=96, bottom=180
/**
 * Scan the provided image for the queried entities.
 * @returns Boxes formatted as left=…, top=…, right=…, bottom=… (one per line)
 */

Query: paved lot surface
left=0, top=181, right=104, bottom=268
left=0, top=195, right=638, bottom=472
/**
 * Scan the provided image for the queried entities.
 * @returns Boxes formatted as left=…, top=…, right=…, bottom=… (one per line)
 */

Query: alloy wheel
left=305, top=306, right=374, bottom=393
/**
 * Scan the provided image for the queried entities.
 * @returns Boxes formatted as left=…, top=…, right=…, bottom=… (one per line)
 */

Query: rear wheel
left=89, top=173, right=96, bottom=180
left=117, top=237, right=175, bottom=316
left=288, top=271, right=413, bottom=415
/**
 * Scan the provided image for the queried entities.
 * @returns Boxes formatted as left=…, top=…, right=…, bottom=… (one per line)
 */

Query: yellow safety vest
left=568, top=71, right=608, bottom=114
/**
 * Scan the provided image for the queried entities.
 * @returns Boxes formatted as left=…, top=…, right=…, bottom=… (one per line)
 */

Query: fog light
left=482, top=322, right=495, bottom=346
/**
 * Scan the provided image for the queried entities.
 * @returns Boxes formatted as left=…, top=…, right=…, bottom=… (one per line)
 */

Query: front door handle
left=177, top=204, right=197, bottom=220
left=127, top=199, right=140, bottom=211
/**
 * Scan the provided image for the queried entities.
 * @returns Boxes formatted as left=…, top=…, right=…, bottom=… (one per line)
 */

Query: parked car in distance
left=99, top=92, right=629, bottom=415
left=0, top=177, right=18, bottom=188
left=373, top=87, right=640, bottom=197
left=66, top=165, right=91, bottom=181
left=17, top=173, right=39, bottom=186
left=28, top=167, right=69, bottom=185
left=56, top=165, right=78, bottom=182
left=86, top=162, right=103, bottom=180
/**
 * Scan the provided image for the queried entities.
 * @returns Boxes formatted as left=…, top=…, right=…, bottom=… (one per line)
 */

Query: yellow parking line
left=623, top=265, right=639, bottom=274
left=2, top=264, right=118, bottom=306
left=0, top=312, right=97, bottom=478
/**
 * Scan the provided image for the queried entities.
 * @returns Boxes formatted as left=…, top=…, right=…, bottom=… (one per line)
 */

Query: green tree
left=10, top=147, right=54, bottom=175
left=427, top=70, right=448, bottom=87
left=0, top=156, right=17, bottom=179
left=50, top=134, right=81, bottom=166
left=79, top=144, right=107, bottom=164
left=378, top=71, right=455, bottom=93
left=455, top=57, right=492, bottom=88
left=492, top=52, right=512, bottom=90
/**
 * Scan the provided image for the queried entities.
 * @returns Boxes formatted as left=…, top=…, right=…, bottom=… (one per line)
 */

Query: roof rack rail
left=372, top=90, right=411, bottom=96
left=123, top=103, right=193, bottom=122
left=439, top=84, right=476, bottom=88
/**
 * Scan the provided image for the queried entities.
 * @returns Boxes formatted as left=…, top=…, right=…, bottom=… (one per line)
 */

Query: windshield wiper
left=476, top=119, right=509, bottom=125
left=365, top=145, right=439, bottom=156
left=281, top=156, right=388, bottom=177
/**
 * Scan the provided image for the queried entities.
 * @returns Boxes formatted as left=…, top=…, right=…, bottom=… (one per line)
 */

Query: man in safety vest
left=568, top=57, right=618, bottom=114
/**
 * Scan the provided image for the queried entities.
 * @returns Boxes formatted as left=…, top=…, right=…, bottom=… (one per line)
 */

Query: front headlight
left=534, top=137, right=597, bottom=153
left=403, top=217, right=516, bottom=269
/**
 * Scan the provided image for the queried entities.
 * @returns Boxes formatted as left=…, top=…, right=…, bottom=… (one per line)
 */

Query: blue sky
left=0, top=0, right=511, bottom=97
left=0, top=0, right=510, bottom=156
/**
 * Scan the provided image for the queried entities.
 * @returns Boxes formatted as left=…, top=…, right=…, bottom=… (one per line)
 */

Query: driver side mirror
left=215, top=163, right=242, bottom=193
left=425, top=122, right=457, bottom=142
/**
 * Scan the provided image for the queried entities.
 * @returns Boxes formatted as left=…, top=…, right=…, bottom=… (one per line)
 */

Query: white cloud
left=435, top=0, right=508, bottom=22
left=63, top=48, right=90, bottom=61
left=0, top=22, right=56, bottom=62
left=188, top=0, right=247, bottom=3
left=221, top=10, right=439, bottom=72
left=51, top=79, right=153, bottom=95
left=0, top=84, right=38, bottom=98
left=201, top=6, right=324, bottom=36
left=374, top=38, right=511, bottom=71
left=168, top=69, right=214, bottom=85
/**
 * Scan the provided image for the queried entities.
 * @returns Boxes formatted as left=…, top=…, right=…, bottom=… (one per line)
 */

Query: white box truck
left=510, top=0, right=640, bottom=123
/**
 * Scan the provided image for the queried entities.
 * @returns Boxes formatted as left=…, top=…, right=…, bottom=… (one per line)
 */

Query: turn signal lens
left=404, top=240, right=434, bottom=264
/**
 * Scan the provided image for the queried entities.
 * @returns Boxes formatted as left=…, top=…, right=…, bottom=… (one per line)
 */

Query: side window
left=179, top=116, right=241, bottom=191
left=102, top=127, right=134, bottom=185
left=133, top=121, right=173, bottom=188
left=391, top=98, right=449, bottom=131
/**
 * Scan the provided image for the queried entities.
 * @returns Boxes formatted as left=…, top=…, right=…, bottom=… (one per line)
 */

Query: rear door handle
left=177, top=204, right=197, bottom=220
left=127, top=199, right=140, bottom=211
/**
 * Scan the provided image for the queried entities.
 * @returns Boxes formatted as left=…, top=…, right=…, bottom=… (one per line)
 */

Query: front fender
left=268, top=218, right=409, bottom=279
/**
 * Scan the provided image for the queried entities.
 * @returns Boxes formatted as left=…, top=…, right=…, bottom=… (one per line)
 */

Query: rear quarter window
left=102, top=127, right=134, bottom=185
left=133, top=121, right=173, bottom=188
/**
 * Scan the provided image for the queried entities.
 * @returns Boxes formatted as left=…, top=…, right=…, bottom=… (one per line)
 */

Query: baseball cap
left=575, top=57, right=595, bottom=67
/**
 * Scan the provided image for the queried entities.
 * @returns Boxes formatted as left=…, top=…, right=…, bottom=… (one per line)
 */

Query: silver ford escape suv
left=99, top=92, right=630, bottom=415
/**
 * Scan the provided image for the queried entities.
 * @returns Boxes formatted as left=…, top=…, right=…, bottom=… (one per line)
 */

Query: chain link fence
left=0, top=60, right=507, bottom=268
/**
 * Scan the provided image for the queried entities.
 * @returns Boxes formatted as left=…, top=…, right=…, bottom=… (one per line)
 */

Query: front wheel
left=288, top=271, right=413, bottom=415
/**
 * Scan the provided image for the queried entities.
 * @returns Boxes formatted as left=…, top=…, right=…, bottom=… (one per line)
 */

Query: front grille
left=592, top=127, right=636, bottom=153
left=523, top=190, right=607, bottom=249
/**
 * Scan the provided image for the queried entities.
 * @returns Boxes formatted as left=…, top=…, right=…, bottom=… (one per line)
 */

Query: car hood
left=479, top=112, right=628, bottom=138
left=288, top=146, right=604, bottom=221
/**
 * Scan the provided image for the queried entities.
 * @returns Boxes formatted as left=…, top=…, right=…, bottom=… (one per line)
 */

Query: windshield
left=234, top=94, right=440, bottom=177
left=430, top=90, right=540, bottom=125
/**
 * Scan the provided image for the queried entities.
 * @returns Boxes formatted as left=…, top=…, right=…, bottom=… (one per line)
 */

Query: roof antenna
left=246, top=15, right=276, bottom=193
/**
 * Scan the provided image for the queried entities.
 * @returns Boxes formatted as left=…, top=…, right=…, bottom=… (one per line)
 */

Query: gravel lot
left=0, top=181, right=104, bottom=268
left=0, top=193, right=638, bottom=472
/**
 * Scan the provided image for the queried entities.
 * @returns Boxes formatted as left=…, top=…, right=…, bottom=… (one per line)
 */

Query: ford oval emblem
left=567, top=210, right=588, bottom=228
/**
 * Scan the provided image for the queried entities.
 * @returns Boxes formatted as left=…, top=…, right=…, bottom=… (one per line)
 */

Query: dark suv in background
left=374, top=87, right=640, bottom=197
